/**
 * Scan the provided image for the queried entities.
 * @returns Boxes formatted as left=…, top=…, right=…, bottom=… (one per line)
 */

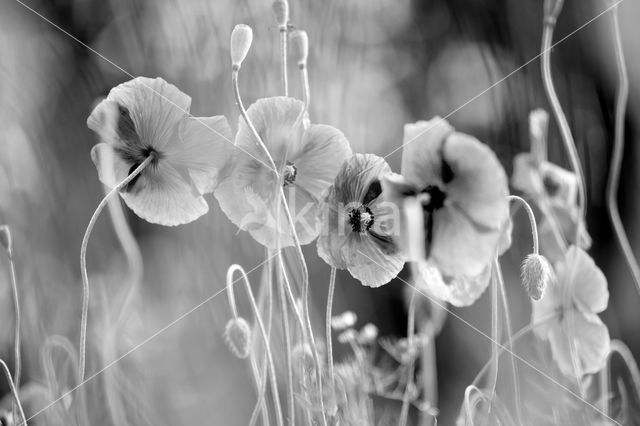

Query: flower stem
left=1, top=225, right=21, bottom=400
left=399, top=287, right=417, bottom=426
left=1, top=358, right=26, bottom=426
left=540, top=7, right=587, bottom=245
left=325, top=267, right=337, bottom=414
left=280, top=26, right=289, bottom=97
left=300, top=64, right=310, bottom=115
left=79, top=154, right=154, bottom=382
left=508, top=195, right=540, bottom=254
left=605, top=4, right=640, bottom=295
left=277, top=255, right=295, bottom=426
left=228, top=264, right=284, bottom=426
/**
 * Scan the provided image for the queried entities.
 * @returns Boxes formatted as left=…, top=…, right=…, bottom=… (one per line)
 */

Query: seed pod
left=290, top=30, right=309, bottom=66
left=230, top=24, right=253, bottom=69
left=331, top=311, right=357, bottom=330
left=224, top=317, right=251, bottom=359
left=358, top=323, right=378, bottom=345
left=521, top=254, right=553, bottom=301
left=272, top=0, right=289, bottom=28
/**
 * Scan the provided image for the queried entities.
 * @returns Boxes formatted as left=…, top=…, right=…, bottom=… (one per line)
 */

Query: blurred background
left=1, top=0, right=639, bottom=424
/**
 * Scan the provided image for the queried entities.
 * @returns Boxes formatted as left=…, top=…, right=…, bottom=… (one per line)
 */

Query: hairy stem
left=79, top=154, right=154, bottom=381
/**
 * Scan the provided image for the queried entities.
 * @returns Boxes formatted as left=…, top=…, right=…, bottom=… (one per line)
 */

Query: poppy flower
left=317, top=154, right=404, bottom=288
left=215, top=96, right=352, bottom=248
left=88, top=76, right=232, bottom=226
left=382, top=117, right=509, bottom=283
left=532, top=246, right=610, bottom=377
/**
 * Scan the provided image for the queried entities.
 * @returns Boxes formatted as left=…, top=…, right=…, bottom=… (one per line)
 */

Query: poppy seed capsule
left=230, top=24, right=253, bottom=69
left=521, top=254, right=552, bottom=301
left=224, top=317, right=251, bottom=359
left=272, top=0, right=289, bottom=28
left=290, top=30, right=309, bottom=67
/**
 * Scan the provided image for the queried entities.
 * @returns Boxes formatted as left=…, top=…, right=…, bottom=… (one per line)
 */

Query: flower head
left=215, top=97, right=352, bottom=248
left=382, top=117, right=509, bottom=299
left=317, top=154, right=404, bottom=287
left=532, top=246, right=610, bottom=377
left=87, top=77, right=232, bottom=226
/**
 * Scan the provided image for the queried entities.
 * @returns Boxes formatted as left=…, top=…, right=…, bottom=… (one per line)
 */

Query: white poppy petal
left=90, top=143, right=131, bottom=189
left=564, top=246, right=609, bottom=314
left=401, top=118, right=454, bottom=188
left=121, top=161, right=209, bottom=226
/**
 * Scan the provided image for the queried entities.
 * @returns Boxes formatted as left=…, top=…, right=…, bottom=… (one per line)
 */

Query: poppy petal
left=120, top=161, right=209, bottom=226
left=400, top=118, right=454, bottom=189
left=90, top=143, right=131, bottom=189
left=345, top=235, right=404, bottom=288
left=564, top=246, right=609, bottom=314
left=167, top=115, right=234, bottom=194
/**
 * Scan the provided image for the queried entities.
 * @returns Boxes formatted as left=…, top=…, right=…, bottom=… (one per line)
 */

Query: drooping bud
left=0, top=225, right=12, bottom=258
left=521, top=254, right=553, bottom=301
left=290, top=30, right=309, bottom=67
left=224, top=317, right=251, bottom=359
left=230, top=24, right=253, bottom=69
left=358, top=323, right=378, bottom=345
left=272, top=0, right=289, bottom=28
left=331, top=311, right=357, bottom=331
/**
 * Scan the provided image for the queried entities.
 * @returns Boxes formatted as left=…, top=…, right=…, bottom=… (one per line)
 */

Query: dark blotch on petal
left=542, top=173, right=560, bottom=197
left=441, top=158, right=454, bottom=184
left=117, top=104, right=141, bottom=146
left=362, top=179, right=382, bottom=205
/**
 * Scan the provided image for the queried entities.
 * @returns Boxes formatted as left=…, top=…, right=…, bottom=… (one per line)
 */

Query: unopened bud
left=272, top=0, right=289, bottom=28
left=521, top=254, right=553, bottom=301
left=358, top=323, right=378, bottom=345
left=331, top=311, right=357, bottom=330
left=0, top=225, right=12, bottom=258
left=224, top=317, right=251, bottom=359
left=290, top=30, right=309, bottom=66
left=230, top=24, right=253, bottom=69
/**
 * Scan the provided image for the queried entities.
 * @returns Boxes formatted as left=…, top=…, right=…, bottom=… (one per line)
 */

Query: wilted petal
left=416, top=261, right=491, bottom=307
left=511, top=153, right=542, bottom=196
left=562, top=246, right=608, bottom=314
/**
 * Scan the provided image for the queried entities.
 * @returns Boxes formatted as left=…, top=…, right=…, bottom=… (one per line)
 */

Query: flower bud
left=290, top=30, right=309, bottom=66
left=521, top=254, right=553, bottom=301
left=0, top=225, right=12, bottom=258
left=272, top=0, right=289, bottom=28
left=337, top=329, right=357, bottom=344
left=331, top=310, right=357, bottom=330
left=230, top=24, right=253, bottom=69
left=224, top=317, right=251, bottom=359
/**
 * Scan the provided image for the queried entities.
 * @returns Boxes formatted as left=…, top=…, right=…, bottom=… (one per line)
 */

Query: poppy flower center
left=348, top=206, right=374, bottom=234
left=542, top=173, right=560, bottom=197
left=419, top=185, right=446, bottom=212
left=283, top=161, right=297, bottom=186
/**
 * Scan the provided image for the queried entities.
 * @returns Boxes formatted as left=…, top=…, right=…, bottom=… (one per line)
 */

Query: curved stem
left=605, top=5, right=640, bottom=295
left=508, top=195, right=539, bottom=254
left=399, top=288, right=418, bottom=426
left=2, top=358, right=26, bottom=426
left=79, top=154, right=154, bottom=381
left=1, top=226, right=21, bottom=402
left=488, top=261, right=500, bottom=409
left=228, top=264, right=284, bottom=426
left=540, top=17, right=586, bottom=245
left=280, top=27, right=289, bottom=97
left=325, top=267, right=337, bottom=414
left=232, top=66, right=326, bottom=425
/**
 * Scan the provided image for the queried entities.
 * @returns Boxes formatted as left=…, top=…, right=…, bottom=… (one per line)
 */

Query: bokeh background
left=1, top=0, right=639, bottom=424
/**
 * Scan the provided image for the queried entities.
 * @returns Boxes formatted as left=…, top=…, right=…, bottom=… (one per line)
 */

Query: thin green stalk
left=280, top=27, right=289, bottom=97
left=605, top=4, right=640, bottom=295
left=325, top=267, right=337, bottom=415
left=399, top=288, right=418, bottom=426
left=228, top=265, right=284, bottom=426
left=79, top=154, right=154, bottom=381
left=540, top=5, right=587, bottom=245
left=278, top=257, right=295, bottom=425
left=1, top=359, right=26, bottom=426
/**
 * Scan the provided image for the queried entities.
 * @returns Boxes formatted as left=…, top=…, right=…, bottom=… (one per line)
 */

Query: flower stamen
left=348, top=206, right=374, bottom=234
left=283, top=161, right=297, bottom=186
